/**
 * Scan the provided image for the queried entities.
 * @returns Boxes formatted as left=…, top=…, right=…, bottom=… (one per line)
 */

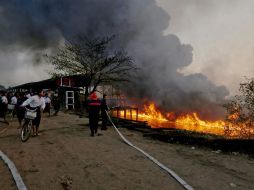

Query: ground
left=0, top=112, right=254, bottom=190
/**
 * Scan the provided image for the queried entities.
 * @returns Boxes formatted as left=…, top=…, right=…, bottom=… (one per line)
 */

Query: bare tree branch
left=47, top=35, right=137, bottom=99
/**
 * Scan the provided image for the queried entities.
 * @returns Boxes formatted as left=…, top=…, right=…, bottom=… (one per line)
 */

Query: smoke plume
left=0, top=0, right=229, bottom=119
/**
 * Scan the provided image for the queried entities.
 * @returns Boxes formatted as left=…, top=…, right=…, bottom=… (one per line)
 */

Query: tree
left=224, top=78, right=254, bottom=138
left=47, top=35, right=136, bottom=99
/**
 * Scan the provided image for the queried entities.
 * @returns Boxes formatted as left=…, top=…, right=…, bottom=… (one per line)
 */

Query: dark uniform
left=88, top=93, right=101, bottom=136
left=101, top=95, right=109, bottom=130
left=16, top=93, right=27, bottom=126
left=52, top=95, right=60, bottom=116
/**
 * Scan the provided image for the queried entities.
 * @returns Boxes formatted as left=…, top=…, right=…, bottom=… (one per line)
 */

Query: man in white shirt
left=10, top=93, right=18, bottom=117
left=0, top=91, right=8, bottom=123
left=43, top=93, right=51, bottom=116
left=1, top=92, right=8, bottom=122
left=22, top=89, right=45, bottom=136
left=11, top=94, right=17, bottom=105
left=2, top=93, right=8, bottom=104
left=25, top=92, right=31, bottom=99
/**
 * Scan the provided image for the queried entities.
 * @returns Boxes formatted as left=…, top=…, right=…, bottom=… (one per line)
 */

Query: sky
left=156, top=0, right=254, bottom=94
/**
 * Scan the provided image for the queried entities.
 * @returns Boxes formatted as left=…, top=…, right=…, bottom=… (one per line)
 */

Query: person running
left=43, top=93, right=51, bottom=116
left=10, top=93, right=18, bottom=117
left=0, top=91, right=7, bottom=123
left=1, top=92, right=8, bottom=123
left=21, top=89, right=45, bottom=136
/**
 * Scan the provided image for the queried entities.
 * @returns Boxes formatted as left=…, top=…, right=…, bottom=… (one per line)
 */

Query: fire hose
left=106, top=111, right=194, bottom=190
left=0, top=150, right=27, bottom=190
left=0, top=112, right=193, bottom=190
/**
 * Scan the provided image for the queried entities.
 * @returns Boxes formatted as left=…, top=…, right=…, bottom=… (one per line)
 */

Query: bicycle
left=21, top=107, right=37, bottom=142
left=7, top=104, right=15, bottom=119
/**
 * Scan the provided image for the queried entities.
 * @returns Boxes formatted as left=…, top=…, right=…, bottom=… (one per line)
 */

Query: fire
left=174, top=112, right=225, bottom=135
left=138, top=104, right=168, bottom=122
left=137, top=103, right=225, bottom=136
left=111, top=103, right=254, bottom=138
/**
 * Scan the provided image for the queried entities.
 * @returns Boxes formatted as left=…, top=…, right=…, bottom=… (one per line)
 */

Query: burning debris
left=223, top=78, right=254, bottom=138
left=111, top=102, right=254, bottom=139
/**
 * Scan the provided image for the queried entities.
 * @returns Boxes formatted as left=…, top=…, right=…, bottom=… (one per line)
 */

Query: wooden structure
left=9, top=75, right=85, bottom=110
left=9, top=75, right=129, bottom=111
left=9, top=75, right=86, bottom=93
left=111, top=106, right=139, bottom=121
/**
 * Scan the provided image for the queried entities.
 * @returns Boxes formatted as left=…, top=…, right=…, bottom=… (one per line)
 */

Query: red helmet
left=89, top=92, right=98, bottom=100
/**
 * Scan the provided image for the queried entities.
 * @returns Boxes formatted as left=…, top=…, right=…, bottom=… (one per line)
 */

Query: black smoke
left=0, top=0, right=229, bottom=119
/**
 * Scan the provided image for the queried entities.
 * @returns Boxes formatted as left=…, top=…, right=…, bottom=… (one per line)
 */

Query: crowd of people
left=0, top=90, right=61, bottom=134
left=0, top=89, right=109, bottom=137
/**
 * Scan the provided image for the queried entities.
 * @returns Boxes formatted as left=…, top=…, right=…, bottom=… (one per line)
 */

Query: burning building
left=2, top=1, right=252, bottom=138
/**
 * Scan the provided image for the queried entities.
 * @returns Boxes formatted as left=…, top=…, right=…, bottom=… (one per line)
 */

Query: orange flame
left=111, top=103, right=254, bottom=138
left=174, top=112, right=225, bottom=135
left=138, top=103, right=168, bottom=122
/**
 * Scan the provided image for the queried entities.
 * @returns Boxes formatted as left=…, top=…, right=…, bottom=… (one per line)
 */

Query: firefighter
left=101, top=94, right=109, bottom=130
left=52, top=92, right=60, bottom=116
left=87, top=92, right=101, bottom=136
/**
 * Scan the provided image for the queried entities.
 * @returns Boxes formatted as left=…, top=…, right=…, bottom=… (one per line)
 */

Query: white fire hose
left=0, top=150, right=27, bottom=190
left=106, top=111, right=194, bottom=190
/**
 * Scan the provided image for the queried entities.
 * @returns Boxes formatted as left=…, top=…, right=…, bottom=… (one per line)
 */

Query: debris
left=46, top=141, right=54, bottom=145
left=59, top=175, right=73, bottom=190
left=216, top=150, right=221, bottom=154
left=230, top=183, right=237, bottom=188
left=212, top=150, right=221, bottom=154
left=28, top=169, right=39, bottom=173
left=191, top=147, right=195, bottom=150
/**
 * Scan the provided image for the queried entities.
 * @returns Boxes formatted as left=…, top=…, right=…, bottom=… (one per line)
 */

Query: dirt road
left=0, top=113, right=254, bottom=190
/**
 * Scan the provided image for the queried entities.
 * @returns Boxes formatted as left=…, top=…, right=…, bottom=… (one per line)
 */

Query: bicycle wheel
left=21, top=120, right=32, bottom=142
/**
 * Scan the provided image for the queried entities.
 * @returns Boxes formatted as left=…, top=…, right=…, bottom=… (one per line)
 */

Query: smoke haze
left=0, top=0, right=230, bottom=119
left=157, top=0, right=254, bottom=95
